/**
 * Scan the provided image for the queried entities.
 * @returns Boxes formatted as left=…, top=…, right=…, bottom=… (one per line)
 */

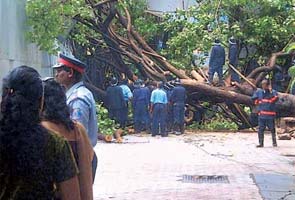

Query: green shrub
left=96, top=103, right=116, bottom=135
left=188, top=113, right=238, bottom=131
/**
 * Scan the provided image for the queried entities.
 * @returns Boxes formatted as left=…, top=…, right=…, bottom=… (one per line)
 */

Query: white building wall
left=148, top=0, right=196, bottom=12
left=0, top=0, right=55, bottom=89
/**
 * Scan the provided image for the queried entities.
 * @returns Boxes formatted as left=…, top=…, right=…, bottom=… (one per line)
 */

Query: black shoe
left=256, top=144, right=264, bottom=148
left=161, top=134, right=168, bottom=137
left=151, top=134, right=156, bottom=137
left=273, top=143, right=278, bottom=147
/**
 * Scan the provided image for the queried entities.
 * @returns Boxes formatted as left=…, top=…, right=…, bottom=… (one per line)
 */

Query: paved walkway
left=93, top=132, right=295, bottom=200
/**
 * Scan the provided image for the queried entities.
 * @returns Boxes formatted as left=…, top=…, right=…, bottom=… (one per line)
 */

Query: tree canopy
left=26, top=0, right=294, bottom=70
left=161, top=0, right=295, bottom=69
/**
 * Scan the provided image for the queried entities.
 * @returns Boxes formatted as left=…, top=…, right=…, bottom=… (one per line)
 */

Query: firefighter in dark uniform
left=170, top=78, right=186, bottom=135
left=105, top=77, right=126, bottom=128
left=164, top=82, right=174, bottom=133
left=132, top=79, right=150, bottom=133
left=252, top=79, right=279, bottom=147
left=228, top=37, right=240, bottom=83
left=208, top=39, right=226, bottom=85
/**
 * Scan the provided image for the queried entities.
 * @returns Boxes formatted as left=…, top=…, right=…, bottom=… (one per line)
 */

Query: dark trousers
left=173, top=103, right=185, bottom=133
left=209, top=66, right=223, bottom=84
left=258, top=117, right=277, bottom=145
left=92, top=152, right=98, bottom=183
left=230, top=66, right=240, bottom=82
left=109, top=108, right=126, bottom=128
left=152, top=104, right=167, bottom=136
left=121, top=102, right=129, bottom=128
left=166, top=104, right=174, bottom=132
left=134, top=102, right=149, bottom=133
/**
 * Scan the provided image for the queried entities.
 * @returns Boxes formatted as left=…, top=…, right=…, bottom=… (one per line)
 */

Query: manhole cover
left=179, top=175, right=229, bottom=184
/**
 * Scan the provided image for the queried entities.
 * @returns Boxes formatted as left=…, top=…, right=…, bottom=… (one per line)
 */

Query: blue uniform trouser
left=173, top=103, right=185, bottom=132
left=134, top=101, right=149, bottom=133
left=152, top=104, right=167, bottom=136
left=121, top=102, right=129, bottom=128
left=166, top=104, right=174, bottom=132
left=109, top=108, right=125, bottom=128
left=209, top=66, right=223, bottom=84
left=230, top=65, right=240, bottom=82
left=258, top=117, right=277, bottom=145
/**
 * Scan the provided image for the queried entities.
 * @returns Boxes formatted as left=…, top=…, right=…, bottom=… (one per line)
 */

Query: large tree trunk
left=70, top=0, right=295, bottom=128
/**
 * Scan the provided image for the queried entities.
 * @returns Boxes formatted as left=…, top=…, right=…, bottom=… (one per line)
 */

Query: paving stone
left=93, top=133, right=295, bottom=200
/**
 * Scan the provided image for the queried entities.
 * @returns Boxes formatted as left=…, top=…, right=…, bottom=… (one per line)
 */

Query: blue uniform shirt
left=133, top=87, right=150, bottom=107
left=228, top=43, right=238, bottom=66
left=170, top=86, right=186, bottom=104
left=209, top=43, right=225, bottom=68
left=66, top=81, right=98, bottom=147
left=106, top=85, right=125, bottom=110
left=150, top=88, right=168, bottom=104
left=120, top=84, right=133, bottom=101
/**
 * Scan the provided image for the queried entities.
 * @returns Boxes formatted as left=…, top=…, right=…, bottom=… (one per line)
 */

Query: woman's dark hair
left=42, top=78, right=74, bottom=131
left=0, top=66, right=47, bottom=177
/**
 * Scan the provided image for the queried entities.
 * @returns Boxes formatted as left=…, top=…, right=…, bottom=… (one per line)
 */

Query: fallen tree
left=26, top=0, right=295, bottom=128
left=75, top=0, right=295, bottom=128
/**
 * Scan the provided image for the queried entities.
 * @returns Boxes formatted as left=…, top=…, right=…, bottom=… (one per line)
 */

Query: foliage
left=26, top=0, right=92, bottom=54
left=288, top=65, right=295, bottom=78
left=161, top=0, right=295, bottom=69
left=96, top=103, right=116, bottom=135
left=118, top=0, right=160, bottom=42
left=189, top=113, right=238, bottom=131
left=285, top=42, right=295, bottom=53
left=26, top=0, right=159, bottom=54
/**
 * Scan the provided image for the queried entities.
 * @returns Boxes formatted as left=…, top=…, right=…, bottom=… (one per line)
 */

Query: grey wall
left=0, top=0, right=55, bottom=90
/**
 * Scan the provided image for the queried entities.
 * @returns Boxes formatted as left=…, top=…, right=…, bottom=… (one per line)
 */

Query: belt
left=258, top=111, right=276, bottom=116
left=154, top=103, right=165, bottom=105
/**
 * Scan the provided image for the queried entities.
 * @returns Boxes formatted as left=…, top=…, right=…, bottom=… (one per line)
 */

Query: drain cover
left=179, top=175, right=229, bottom=184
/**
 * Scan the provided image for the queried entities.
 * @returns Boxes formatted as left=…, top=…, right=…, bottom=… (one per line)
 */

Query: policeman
left=132, top=79, right=150, bottom=133
left=106, top=77, right=126, bottom=128
left=150, top=81, right=168, bottom=137
left=252, top=79, right=279, bottom=147
left=53, top=53, right=98, bottom=180
left=208, top=39, right=225, bottom=86
left=53, top=54, right=98, bottom=146
left=228, top=37, right=240, bottom=83
left=170, top=78, right=186, bottom=135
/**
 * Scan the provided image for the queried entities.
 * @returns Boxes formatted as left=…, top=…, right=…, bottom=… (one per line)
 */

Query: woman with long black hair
left=0, top=66, right=81, bottom=200
left=41, top=78, right=94, bottom=200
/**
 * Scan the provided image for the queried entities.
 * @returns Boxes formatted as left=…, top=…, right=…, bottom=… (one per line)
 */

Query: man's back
left=209, top=44, right=225, bottom=67
left=151, top=88, right=168, bottom=104
left=67, top=82, right=98, bottom=147
left=106, top=86, right=125, bottom=110
left=170, top=86, right=186, bottom=104
left=133, top=87, right=149, bottom=106
left=229, top=44, right=238, bottom=66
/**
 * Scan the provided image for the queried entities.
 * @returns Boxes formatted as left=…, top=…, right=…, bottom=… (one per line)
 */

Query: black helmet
left=229, top=36, right=236, bottom=44
left=214, top=38, right=221, bottom=44
left=134, top=79, right=141, bottom=87
left=111, top=77, right=118, bottom=86
left=175, top=78, right=181, bottom=85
